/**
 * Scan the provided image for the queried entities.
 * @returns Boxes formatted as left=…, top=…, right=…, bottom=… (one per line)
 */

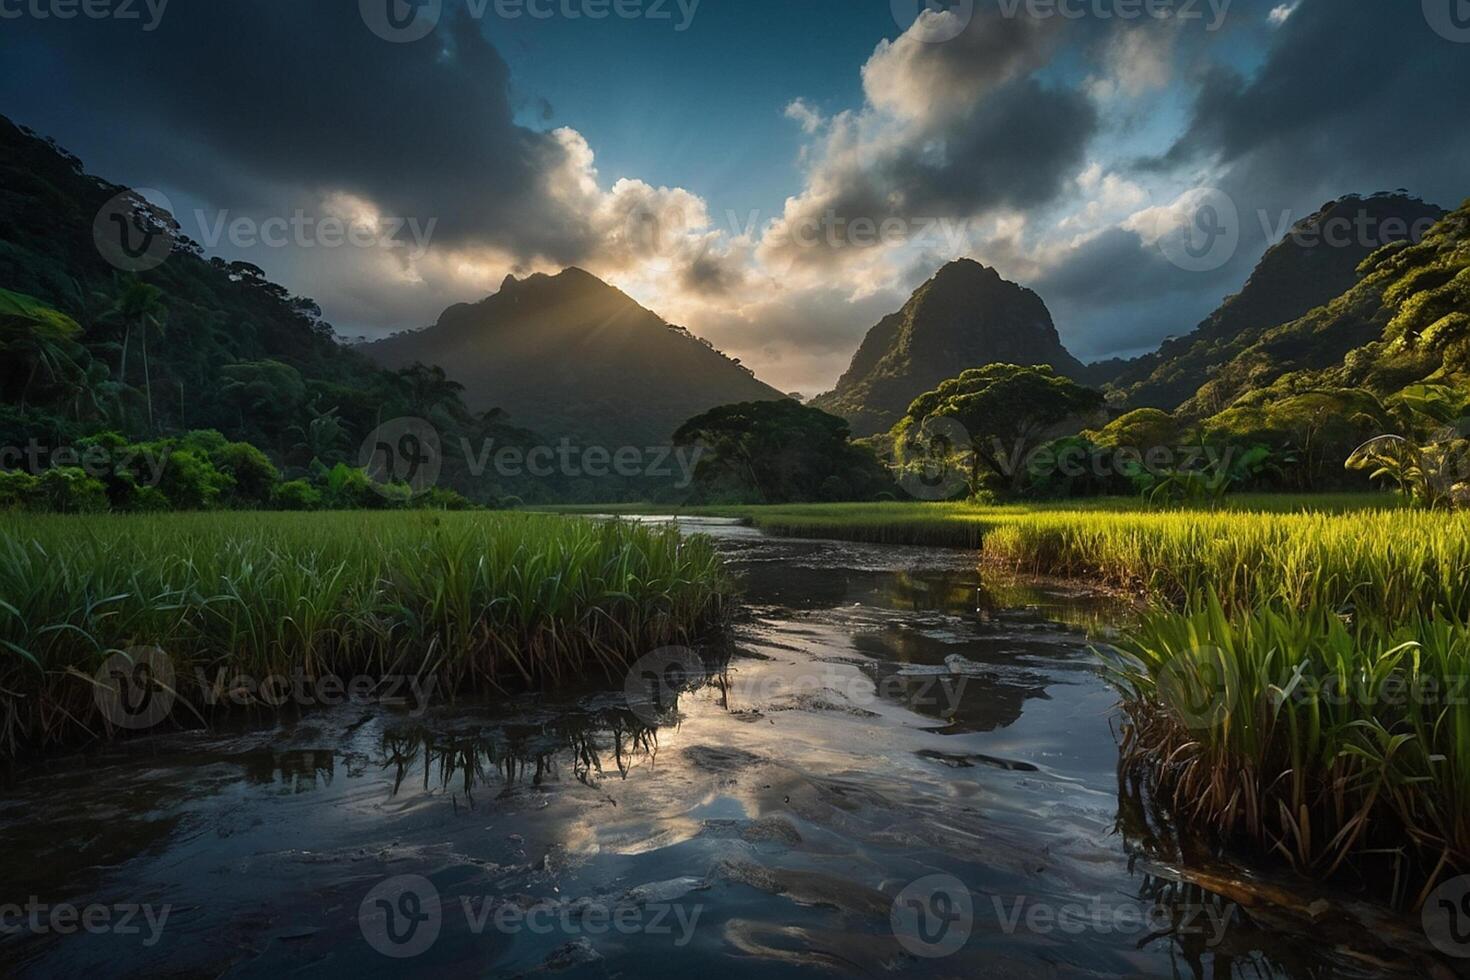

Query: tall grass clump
left=1106, top=596, right=1470, bottom=904
left=0, top=511, right=732, bottom=756
left=969, top=504, right=1470, bottom=902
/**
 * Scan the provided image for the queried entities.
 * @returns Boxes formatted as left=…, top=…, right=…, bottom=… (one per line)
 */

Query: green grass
left=545, top=494, right=1470, bottom=900
left=535, top=494, right=1402, bottom=548
left=0, top=511, right=732, bottom=756
left=1108, top=597, right=1470, bottom=905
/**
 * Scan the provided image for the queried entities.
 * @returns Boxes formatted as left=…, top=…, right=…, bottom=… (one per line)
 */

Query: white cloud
left=1268, top=3, right=1300, bottom=26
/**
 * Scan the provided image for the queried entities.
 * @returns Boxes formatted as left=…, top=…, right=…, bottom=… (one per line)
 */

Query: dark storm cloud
left=0, top=2, right=594, bottom=261
left=1064, top=0, right=1470, bottom=362
left=1161, top=0, right=1470, bottom=209
left=762, top=6, right=1098, bottom=273
left=890, top=79, right=1098, bottom=217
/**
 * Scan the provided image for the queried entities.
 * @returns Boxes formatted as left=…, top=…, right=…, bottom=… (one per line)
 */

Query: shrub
left=271, top=479, right=322, bottom=511
left=34, top=468, right=107, bottom=513
left=0, top=470, right=39, bottom=510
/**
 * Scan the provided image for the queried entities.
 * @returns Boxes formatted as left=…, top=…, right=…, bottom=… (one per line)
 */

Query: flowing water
left=0, top=520, right=1453, bottom=977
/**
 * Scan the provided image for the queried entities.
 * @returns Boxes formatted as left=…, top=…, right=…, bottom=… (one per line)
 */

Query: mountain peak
left=364, top=266, right=785, bottom=444
left=811, top=260, right=1086, bottom=435
left=932, top=257, right=999, bottom=280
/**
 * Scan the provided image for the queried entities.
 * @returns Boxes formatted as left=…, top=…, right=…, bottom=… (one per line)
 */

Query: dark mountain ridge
left=1101, top=193, right=1446, bottom=409
left=363, top=267, right=788, bottom=445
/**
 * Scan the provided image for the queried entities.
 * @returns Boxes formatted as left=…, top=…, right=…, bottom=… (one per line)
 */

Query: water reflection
left=0, top=524, right=1450, bottom=978
left=379, top=710, right=663, bottom=800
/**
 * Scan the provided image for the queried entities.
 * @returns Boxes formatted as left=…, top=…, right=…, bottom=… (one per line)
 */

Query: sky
left=3, top=0, right=1469, bottom=396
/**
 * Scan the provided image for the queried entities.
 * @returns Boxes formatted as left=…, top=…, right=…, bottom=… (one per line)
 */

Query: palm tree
left=71, top=360, right=124, bottom=423
left=104, top=278, right=167, bottom=430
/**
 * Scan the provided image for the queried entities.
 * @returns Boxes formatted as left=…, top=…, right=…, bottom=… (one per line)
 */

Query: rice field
left=0, top=511, right=732, bottom=756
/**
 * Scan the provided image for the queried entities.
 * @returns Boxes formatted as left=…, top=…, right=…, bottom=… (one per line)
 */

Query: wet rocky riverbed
left=0, top=519, right=1457, bottom=977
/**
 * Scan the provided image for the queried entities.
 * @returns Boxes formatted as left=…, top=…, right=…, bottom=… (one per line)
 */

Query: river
left=0, top=519, right=1449, bottom=977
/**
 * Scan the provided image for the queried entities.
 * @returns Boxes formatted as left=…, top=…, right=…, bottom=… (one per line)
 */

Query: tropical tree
left=673, top=400, right=892, bottom=503
left=0, top=288, right=84, bottom=412
left=102, top=277, right=168, bottom=430
left=396, top=363, right=466, bottom=421
left=1346, top=384, right=1470, bottom=508
left=898, top=364, right=1105, bottom=496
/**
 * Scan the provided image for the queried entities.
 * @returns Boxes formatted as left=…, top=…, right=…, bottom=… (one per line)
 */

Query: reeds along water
left=0, top=512, right=733, bottom=757
left=733, top=499, right=1470, bottom=901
